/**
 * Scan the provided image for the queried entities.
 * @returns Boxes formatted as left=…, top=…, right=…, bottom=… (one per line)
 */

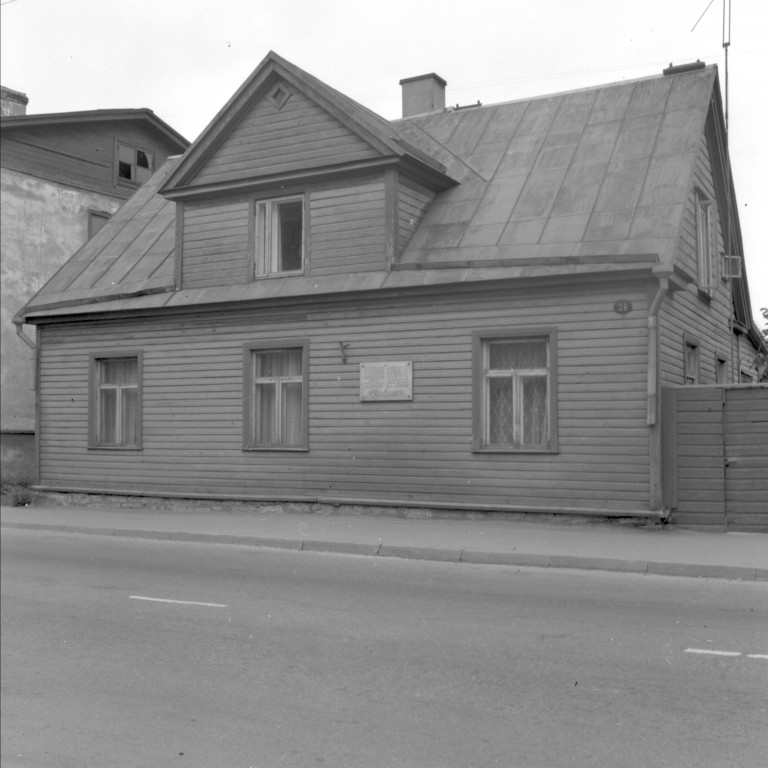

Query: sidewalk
left=2, top=501, right=766, bottom=581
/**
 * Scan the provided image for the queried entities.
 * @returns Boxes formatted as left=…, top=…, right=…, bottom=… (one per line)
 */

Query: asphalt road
left=2, top=528, right=767, bottom=768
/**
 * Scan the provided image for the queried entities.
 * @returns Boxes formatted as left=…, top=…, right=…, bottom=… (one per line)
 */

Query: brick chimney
left=399, top=73, right=446, bottom=118
left=1, top=86, right=29, bottom=117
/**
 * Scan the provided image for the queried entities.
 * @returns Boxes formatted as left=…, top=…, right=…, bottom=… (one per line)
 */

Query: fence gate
left=663, top=385, right=768, bottom=531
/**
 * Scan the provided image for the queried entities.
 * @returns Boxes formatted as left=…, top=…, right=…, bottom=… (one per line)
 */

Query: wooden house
left=13, top=52, right=764, bottom=521
left=1, top=88, right=188, bottom=482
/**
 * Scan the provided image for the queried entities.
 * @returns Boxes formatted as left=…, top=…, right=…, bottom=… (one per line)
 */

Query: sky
left=1, top=0, right=765, bottom=325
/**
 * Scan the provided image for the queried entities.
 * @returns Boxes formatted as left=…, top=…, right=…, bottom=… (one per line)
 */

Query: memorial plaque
left=359, top=361, right=413, bottom=401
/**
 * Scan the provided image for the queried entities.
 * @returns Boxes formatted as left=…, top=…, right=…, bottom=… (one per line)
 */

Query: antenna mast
left=721, top=0, right=736, bottom=383
left=723, top=0, right=731, bottom=131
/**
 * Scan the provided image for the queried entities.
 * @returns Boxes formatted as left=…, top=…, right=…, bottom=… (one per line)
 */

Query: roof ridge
left=391, top=63, right=719, bottom=121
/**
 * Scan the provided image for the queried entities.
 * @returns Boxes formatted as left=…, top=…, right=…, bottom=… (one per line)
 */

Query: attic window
left=254, top=196, right=304, bottom=276
left=695, top=189, right=715, bottom=294
left=268, top=84, right=291, bottom=110
left=117, top=143, right=154, bottom=185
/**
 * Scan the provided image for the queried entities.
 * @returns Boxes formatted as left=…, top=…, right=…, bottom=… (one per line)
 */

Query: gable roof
left=160, top=51, right=452, bottom=197
left=0, top=107, right=188, bottom=151
left=15, top=57, right=758, bottom=343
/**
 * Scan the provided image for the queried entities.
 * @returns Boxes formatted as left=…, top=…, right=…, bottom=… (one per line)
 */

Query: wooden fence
left=662, top=384, right=768, bottom=531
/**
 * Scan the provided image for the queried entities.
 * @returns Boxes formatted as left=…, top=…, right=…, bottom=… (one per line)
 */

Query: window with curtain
left=244, top=343, right=307, bottom=449
left=90, top=355, right=141, bottom=448
left=475, top=332, right=556, bottom=451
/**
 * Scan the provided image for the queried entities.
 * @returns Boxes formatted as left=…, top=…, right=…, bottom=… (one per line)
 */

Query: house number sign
left=613, top=300, right=633, bottom=315
left=360, top=361, right=413, bottom=401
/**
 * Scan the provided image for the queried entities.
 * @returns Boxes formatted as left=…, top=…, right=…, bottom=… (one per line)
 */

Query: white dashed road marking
left=129, top=595, right=228, bottom=608
left=685, top=648, right=767, bottom=659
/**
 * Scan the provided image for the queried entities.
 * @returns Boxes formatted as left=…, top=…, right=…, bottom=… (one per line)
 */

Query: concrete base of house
left=0, top=431, right=36, bottom=486
left=23, top=487, right=665, bottom=527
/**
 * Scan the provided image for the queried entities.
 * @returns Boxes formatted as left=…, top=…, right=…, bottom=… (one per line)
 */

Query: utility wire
left=692, top=0, right=716, bottom=32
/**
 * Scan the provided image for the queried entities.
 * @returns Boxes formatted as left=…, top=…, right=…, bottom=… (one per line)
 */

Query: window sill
left=254, top=270, right=306, bottom=280
left=88, top=445, right=143, bottom=451
left=243, top=446, right=309, bottom=453
left=473, top=446, right=558, bottom=455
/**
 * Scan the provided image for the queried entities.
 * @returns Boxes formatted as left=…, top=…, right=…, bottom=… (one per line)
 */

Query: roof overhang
left=17, top=257, right=660, bottom=325
left=1, top=108, right=189, bottom=151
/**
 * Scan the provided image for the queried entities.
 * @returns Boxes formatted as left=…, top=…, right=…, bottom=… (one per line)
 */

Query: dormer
left=161, top=52, right=455, bottom=290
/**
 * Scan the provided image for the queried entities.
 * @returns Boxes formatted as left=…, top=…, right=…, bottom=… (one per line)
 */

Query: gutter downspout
left=12, top=317, right=40, bottom=485
left=647, top=276, right=669, bottom=516
left=14, top=317, right=37, bottom=351
left=647, top=277, right=668, bottom=426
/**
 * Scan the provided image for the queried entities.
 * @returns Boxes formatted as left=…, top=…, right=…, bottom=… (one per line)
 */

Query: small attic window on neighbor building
left=88, top=210, right=111, bottom=238
left=117, top=143, right=155, bottom=184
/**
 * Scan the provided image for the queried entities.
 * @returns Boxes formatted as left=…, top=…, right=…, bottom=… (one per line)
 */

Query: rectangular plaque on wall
left=359, top=361, right=412, bottom=401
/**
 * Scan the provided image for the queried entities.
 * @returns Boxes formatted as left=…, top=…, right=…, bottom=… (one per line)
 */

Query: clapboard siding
left=676, top=133, right=722, bottom=282
left=181, top=197, right=251, bottom=288
left=179, top=179, right=390, bottom=282
left=309, top=180, right=387, bottom=274
left=1, top=122, right=181, bottom=199
left=191, top=85, right=380, bottom=187
left=736, top=332, right=760, bottom=381
left=659, top=134, right=734, bottom=387
left=37, top=279, right=653, bottom=511
left=399, top=178, right=435, bottom=254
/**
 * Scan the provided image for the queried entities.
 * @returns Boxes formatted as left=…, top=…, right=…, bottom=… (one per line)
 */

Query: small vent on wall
left=268, top=84, right=291, bottom=110
left=722, top=255, right=742, bottom=279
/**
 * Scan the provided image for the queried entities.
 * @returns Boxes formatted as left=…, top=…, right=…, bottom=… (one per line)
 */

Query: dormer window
left=254, top=196, right=304, bottom=276
left=117, top=143, right=154, bottom=185
left=695, top=190, right=714, bottom=294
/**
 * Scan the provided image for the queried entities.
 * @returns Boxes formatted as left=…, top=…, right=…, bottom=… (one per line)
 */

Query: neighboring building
left=1, top=86, right=188, bottom=482
left=13, top=53, right=765, bottom=523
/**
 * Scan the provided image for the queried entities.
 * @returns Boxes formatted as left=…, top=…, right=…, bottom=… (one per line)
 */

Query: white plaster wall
left=1, top=168, right=122, bottom=431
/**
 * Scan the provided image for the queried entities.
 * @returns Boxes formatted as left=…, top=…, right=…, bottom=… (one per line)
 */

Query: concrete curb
left=3, top=521, right=766, bottom=582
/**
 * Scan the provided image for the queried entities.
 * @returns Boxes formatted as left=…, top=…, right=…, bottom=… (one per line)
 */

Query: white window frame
left=695, top=191, right=715, bottom=293
left=254, top=195, right=305, bottom=277
left=243, top=341, right=308, bottom=451
left=473, top=329, right=557, bottom=453
left=89, top=352, right=142, bottom=449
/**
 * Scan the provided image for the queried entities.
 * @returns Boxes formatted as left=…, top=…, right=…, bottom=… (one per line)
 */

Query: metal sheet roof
left=18, top=158, right=180, bottom=315
left=397, top=66, right=717, bottom=269
left=17, top=63, right=722, bottom=323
